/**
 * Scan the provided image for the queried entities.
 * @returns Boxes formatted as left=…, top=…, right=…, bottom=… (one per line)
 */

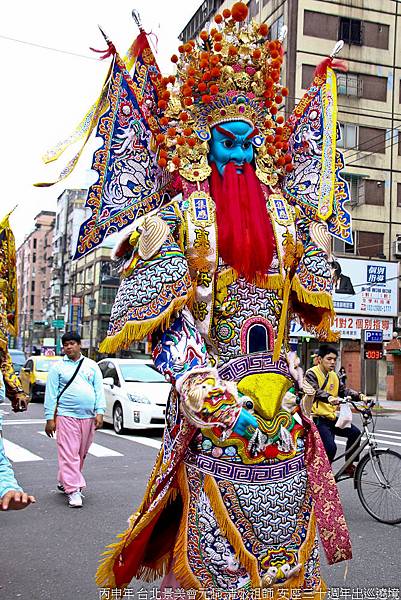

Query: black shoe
left=57, top=482, right=65, bottom=493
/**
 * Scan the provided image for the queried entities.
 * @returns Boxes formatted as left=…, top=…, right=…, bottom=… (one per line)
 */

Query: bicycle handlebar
left=339, top=396, right=375, bottom=412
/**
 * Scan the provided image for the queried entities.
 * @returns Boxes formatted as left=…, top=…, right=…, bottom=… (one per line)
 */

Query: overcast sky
left=0, top=0, right=202, bottom=245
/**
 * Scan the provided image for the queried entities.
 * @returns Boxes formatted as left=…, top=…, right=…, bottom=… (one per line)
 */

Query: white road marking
left=84, top=442, right=123, bottom=458
left=37, top=431, right=123, bottom=457
left=100, top=429, right=162, bottom=449
left=3, top=439, right=43, bottom=462
left=377, top=429, right=401, bottom=436
left=3, top=419, right=46, bottom=425
left=369, top=432, right=401, bottom=441
left=336, top=437, right=401, bottom=449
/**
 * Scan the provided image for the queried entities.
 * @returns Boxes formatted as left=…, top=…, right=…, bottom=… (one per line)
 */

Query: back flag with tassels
left=73, top=35, right=173, bottom=260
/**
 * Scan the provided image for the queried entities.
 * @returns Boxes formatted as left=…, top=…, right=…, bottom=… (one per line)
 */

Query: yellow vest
left=310, top=366, right=339, bottom=420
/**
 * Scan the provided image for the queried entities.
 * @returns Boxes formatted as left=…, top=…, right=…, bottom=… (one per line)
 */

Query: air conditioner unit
left=394, top=237, right=401, bottom=258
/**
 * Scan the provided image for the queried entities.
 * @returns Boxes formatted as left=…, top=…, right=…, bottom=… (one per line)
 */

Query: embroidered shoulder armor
left=99, top=202, right=192, bottom=352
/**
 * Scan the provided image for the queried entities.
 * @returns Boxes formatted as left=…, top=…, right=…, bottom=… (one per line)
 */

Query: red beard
left=209, top=162, right=275, bottom=281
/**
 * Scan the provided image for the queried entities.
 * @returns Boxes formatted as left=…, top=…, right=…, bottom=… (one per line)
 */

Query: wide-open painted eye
left=223, top=140, right=234, bottom=148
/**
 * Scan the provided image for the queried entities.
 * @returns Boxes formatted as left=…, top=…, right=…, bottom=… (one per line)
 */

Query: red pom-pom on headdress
left=231, top=2, right=248, bottom=22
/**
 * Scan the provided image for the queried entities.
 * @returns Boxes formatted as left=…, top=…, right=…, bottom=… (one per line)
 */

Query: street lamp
left=88, top=297, right=96, bottom=359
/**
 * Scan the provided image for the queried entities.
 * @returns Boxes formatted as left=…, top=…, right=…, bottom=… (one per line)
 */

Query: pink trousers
left=56, top=416, right=95, bottom=494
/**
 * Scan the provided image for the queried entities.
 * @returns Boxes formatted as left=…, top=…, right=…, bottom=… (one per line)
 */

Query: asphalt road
left=1, top=402, right=401, bottom=600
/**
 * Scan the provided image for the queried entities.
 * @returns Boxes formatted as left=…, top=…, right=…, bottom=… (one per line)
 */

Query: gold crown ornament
left=153, top=1, right=294, bottom=185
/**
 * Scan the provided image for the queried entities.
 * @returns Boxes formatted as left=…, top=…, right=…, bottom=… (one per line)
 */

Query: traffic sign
left=52, top=319, right=65, bottom=329
left=364, top=330, right=383, bottom=343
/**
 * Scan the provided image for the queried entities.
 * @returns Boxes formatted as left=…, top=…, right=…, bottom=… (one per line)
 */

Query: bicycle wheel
left=355, top=449, right=401, bottom=525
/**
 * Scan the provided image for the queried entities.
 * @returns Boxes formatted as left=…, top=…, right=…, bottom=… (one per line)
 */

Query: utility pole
left=88, top=297, right=96, bottom=360
left=360, top=329, right=365, bottom=395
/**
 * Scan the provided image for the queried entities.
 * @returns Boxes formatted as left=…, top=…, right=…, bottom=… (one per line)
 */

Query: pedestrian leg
left=56, top=416, right=86, bottom=494
left=78, top=418, right=96, bottom=489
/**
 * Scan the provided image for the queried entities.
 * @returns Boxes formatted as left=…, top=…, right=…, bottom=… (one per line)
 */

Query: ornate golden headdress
left=154, top=2, right=293, bottom=185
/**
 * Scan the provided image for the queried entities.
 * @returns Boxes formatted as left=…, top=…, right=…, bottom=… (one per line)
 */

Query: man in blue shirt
left=0, top=370, right=36, bottom=510
left=44, top=332, right=106, bottom=508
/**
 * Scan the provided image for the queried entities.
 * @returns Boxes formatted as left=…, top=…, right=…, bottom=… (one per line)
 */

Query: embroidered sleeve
left=152, top=309, right=209, bottom=390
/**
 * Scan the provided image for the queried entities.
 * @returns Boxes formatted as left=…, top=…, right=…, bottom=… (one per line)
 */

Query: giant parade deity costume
left=42, top=2, right=354, bottom=595
left=0, top=212, right=27, bottom=412
left=94, top=6, right=353, bottom=594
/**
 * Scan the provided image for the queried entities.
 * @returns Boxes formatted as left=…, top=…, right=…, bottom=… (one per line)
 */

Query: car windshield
left=10, top=355, right=25, bottom=368
left=35, top=358, right=61, bottom=372
left=119, top=364, right=166, bottom=383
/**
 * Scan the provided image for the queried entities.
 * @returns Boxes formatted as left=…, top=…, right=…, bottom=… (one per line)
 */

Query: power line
left=286, top=93, right=401, bottom=119
left=0, top=33, right=98, bottom=61
left=346, top=131, right=400, bottom=166
left=339, top=127, right=399, bottom=163
left=342, top=127, right=400, bottom=164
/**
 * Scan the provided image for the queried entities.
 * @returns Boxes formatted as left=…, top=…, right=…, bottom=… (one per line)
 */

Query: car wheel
left=113, top=403, right=125, bottom=435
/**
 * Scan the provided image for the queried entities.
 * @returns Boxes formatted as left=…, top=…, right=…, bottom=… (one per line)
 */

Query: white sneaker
left=67, top=490, right=83, bottom=508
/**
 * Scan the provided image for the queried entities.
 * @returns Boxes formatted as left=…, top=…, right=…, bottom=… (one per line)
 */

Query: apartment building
left=16, top=211, right=56, bottom=352
left=71, top=240, right=119, bottom=358
left=48, top=188, right=89, bottom=325
left=179, top=0, right=401, bottom=394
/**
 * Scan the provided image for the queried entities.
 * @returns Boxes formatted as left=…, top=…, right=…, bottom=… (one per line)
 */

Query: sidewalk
left=368, top=396, right=401, bottom=412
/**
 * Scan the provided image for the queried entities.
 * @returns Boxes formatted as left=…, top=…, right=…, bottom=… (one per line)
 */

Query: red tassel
left=130, top=30, right=149, bottom=59
left=89, top=42, right=116, bottom=60
left=314, top=56, right=348, bottom=78
left=314, top=57, right=332, bottom=78
left=331, top=59, right=348, bottom=72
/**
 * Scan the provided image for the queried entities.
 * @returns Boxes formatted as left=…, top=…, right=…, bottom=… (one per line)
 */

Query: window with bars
left=337, top=73, right=362, bottom=97
left=343, top=174, right=365, bottom=207
left=339, top=17, right=363, bottom=45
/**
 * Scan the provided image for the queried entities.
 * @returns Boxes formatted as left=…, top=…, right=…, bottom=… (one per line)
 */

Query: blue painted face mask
left=208, top=121, right=255, bottom=176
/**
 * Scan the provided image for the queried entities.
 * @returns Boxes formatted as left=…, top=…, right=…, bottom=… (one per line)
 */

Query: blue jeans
left=314, top=416, right=361, bottom=463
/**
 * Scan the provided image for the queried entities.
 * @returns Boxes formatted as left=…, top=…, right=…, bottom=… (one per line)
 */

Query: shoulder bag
left=53, top=358, right=84, bottom=421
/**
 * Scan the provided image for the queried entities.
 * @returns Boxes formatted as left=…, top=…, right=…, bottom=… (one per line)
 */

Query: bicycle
left=332, top=396, right=401, bottom=525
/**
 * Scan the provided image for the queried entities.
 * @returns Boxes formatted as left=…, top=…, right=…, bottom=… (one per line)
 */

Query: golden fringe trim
left=216, top=268, right=284, bottom=304
left=315, top=312, right=340, bottom=342
left=173, top=464, right=203, bottom=599
left=292, top=276, right=334, bottom=311
left=253, top=273, right=283, bottom=290
left=99, top=293, right=193, bottom=352
left=135, top=550, right=172, bottom=582
left=216, top=267, right=238, bottom=290
left=204, top=475, right=261, bottom=588
left=273, top=276, right=291, bottom=363
left=96, top=484, right=178, bottom=589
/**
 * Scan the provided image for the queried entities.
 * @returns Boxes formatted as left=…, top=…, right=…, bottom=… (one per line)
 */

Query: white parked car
left=98, top=358, right=171, bottom=434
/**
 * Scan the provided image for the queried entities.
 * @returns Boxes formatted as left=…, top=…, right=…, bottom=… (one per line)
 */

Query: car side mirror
left=103, top=377, right=114, bottom=388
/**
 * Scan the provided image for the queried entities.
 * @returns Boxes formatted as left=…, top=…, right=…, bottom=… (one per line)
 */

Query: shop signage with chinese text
left=332, top=258, right=398, bottom=317
left=290, top=315, right=393, bottom=340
